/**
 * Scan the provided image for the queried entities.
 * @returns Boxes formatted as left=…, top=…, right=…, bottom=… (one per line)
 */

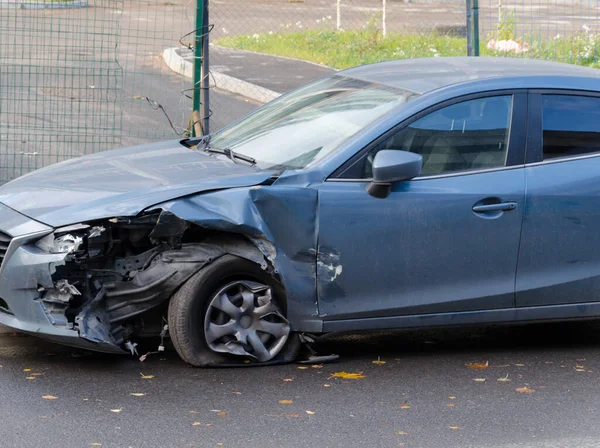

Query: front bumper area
left=0, top=204, right=124, bottom=354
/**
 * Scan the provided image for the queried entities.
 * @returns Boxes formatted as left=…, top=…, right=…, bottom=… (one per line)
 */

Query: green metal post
left=192, top=0, right=205, bottom=136
left=472, top=0, right=480, bottom=56
left=466, top=0, right=480, bottom=56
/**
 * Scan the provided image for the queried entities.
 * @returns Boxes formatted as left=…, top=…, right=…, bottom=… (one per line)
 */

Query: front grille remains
left=0, top=231, right=12, bottom=269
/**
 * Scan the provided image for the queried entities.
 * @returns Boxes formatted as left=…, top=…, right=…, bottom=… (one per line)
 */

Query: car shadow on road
left=2, top=320, right=599, bottom=369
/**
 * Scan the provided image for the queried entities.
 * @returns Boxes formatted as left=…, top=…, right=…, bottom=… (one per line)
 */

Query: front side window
left=342, top=95, right=513, bottom=178
left=542, top=95, right=600, bottom=160
left=209, top=76, right=418, bottom=170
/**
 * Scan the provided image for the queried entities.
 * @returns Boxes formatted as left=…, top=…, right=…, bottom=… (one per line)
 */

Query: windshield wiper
left=205, top=147, right=256, bottom=166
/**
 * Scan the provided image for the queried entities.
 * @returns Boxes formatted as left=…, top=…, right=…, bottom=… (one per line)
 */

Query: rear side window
left=542, top=95, right=600, bottom=160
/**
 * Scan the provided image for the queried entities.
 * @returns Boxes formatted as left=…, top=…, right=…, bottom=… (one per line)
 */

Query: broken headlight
left=35, top=225, right=105, bottom=254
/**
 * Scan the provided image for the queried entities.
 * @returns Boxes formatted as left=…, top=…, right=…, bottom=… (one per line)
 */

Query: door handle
left=472, top=202, right=518, bottom=213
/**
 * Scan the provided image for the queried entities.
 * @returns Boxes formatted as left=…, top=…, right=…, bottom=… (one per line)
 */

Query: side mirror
left=367, top=150, right=423, bottom=199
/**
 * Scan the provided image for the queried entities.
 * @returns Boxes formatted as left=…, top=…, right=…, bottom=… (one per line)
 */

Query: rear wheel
left=168, top=255, right=300, bottom=367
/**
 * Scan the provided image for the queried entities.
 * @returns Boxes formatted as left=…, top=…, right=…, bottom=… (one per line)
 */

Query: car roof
left=340, top=57, right=600, bottom=95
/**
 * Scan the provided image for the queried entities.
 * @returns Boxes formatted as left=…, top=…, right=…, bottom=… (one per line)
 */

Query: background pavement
left=3, top=322, right=600, bottom=447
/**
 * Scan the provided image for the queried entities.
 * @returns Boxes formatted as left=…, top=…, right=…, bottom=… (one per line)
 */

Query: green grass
left=216, top=29, right=600, bottom=70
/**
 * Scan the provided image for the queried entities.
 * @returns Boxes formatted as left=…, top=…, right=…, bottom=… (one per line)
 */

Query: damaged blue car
left=2, top=57, right=600, bottom=366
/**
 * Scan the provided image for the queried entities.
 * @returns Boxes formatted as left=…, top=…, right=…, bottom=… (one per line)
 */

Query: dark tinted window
left=543, top=95, right=600, bottom=160
left=345, top=96, right=512, bottom=178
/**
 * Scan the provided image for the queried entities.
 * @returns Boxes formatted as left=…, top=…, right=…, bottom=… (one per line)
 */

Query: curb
left=162, top=47, right=281, bottom=104
left=0, top=0, right=87, bottom=9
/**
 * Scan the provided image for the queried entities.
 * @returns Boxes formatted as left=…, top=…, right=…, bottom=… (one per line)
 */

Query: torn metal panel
left=155, top=185, right=322, bottom=332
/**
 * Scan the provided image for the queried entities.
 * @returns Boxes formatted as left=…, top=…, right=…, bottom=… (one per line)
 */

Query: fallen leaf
left=192, top=422, right=201, bottom=426
left=83, top=398, right=89, bottom=401
left=448, top=396, right=456, bottom=400
left=305, top=410, right=315, bottom=415
left=140, top=373, right=154, bottom=379
left=206, top=424, right=213, bottom=427
left=311, top=364, right=323, bottom=369
left=32, top=373, right=44, bottom=376
left=396, top=431, right=408, bottom=435
left=449, top=426, right=461, bottom=430
left=232, top=392, right=242, bottom=395
left=323, top=384, right=331, bottom=387
left=400, top=404, right=411, bottom=409
left=26, top=376, right=35, bottom=380
left=514, top=363, right=525, bottom=367
left=330, top=371, right=366, bottom=380
left=491, top=364, right=510, bottom=368
left=110, top=409, right=122, bottom=413
left=283, top=378, right=293, bottom=382
left=189, top=410, right=198, bottom=414
left=446, top=404, right=455, bottom=407
left=372, top=357, right=386, bottom=365
left=297, top=366, right=309, bottom=370
left=497, top=375, right=511, bottom=382
left=473, top=378, right=486, bottom=382
left=279, top=400, right=293, bottom=405
left=575, top=369, right=586, bottom=372
left=130, top=393, right=145, bottom=397
left=515, top=387, right=535, bottom=393
left=23, top=368, right=31, bottom=372
left=544, top=362, right=553, bottom=365
left=216, top=412, right=227, bottom=417
left=42, top=395, right=58, bottom=400
left=576, top=365, right=585, bottom=369
left=465, top=361, right=489, bottom=370
left=90, top=444, right=102, bottom=447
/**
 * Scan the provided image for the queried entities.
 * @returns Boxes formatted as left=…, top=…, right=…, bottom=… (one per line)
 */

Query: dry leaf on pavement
left=448, top=396, right=456, bottom=400
left=449, top=426, right=461, bottom=430
left=192, top=422, right=201, bottom=426
left=330, top=371, right=366, bottom=380
left=396, top=431, right=408, bottom=435
left=26, top=376, right=35, bottom=380
left=372, top=357, right=386, bottom=365
left=139, top=373, right=154, bottom=379
left=305, top=410, right=315, bottom=415
left=216, top=412, right=228, bottom=417
left=110, top=409, right=122, bottom=413
left=297, top=366, right=309, bottom=370
left=90, top=444, right=102, bottom=447
left=283, top=378, right=293, bottom=382
left=42, top=395, right=58, bottom=400
left=515, top=387, right=535, bottom=393
left=497, top=375, right=511, bottom=382
left=23, top=368, right=31, bottom=372
left=446, top=404, right=455, bottom=407
left=399, top=404, right=411, bottom=409
left=465, top=361, right=489, bottom=369
left=473, top=378, right=486, bottom=382
left=279, top=400, right=293, bottom=405
left=130, top=393, right=145, bottom=397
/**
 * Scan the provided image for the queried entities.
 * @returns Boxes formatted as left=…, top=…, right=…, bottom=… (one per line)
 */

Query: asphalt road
left=3, top=321, right=600, bottom=448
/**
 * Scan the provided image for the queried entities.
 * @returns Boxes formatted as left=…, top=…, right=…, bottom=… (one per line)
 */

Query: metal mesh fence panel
left=479, top=0, right=600, bottom=65
left=206, top=0, right=467, bottom=122
left=0, top=0, right=194, bottom=183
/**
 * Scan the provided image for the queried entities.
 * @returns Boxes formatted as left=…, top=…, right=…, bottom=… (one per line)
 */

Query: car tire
left=168, top=254, right=301, bottom=367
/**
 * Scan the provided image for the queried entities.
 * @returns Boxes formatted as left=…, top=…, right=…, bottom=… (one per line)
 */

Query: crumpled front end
left=0, top=205, right=238, bottom=353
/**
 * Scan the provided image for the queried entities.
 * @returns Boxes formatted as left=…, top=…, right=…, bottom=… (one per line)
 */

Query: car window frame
left=329, top=90, right=528, bottom=181
left=526, top=89, right=600, bottom=165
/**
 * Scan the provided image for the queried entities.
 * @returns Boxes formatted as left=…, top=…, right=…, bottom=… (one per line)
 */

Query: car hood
left=0, top=140, right=273, bottom=228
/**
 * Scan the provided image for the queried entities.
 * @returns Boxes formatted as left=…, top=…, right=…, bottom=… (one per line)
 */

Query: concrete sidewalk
left=163, top=45, right=334, bottom=103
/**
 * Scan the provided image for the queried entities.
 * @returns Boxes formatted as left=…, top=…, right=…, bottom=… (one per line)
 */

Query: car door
left=316, top=93, right=527, bottom=321
left=516, top=92, right=600, bottom=307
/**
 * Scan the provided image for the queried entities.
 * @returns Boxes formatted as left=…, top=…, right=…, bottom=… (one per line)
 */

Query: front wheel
left=168, top=255, right=300, bottom=367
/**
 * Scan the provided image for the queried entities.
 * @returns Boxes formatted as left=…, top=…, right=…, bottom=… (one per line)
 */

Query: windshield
left=209, top=75, right=419, bottom=170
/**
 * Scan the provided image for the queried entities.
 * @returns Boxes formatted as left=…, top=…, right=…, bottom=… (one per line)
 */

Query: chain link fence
left=479, top=1, right=600, bottom=65
left=3, top=0, right=600, bottom=184
left=0, top=0, right=195, bottom=183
